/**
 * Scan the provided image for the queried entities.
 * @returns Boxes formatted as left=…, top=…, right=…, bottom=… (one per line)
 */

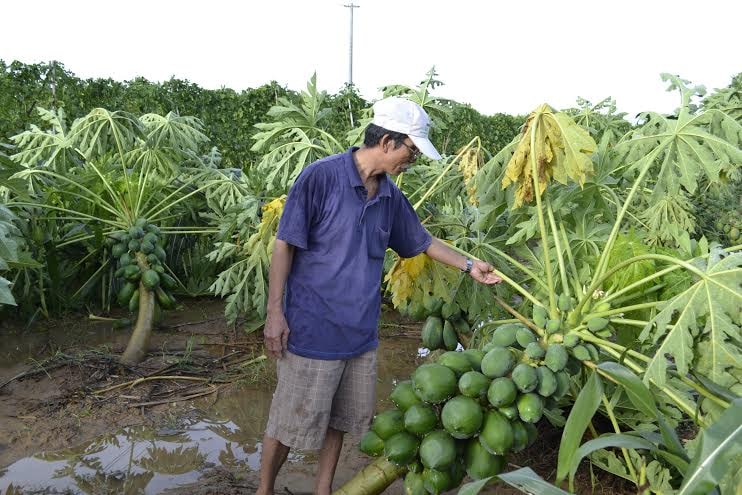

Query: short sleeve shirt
left=276, top=148, right=432, bottom=359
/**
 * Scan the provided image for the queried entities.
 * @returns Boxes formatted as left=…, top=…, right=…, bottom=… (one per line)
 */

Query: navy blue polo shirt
left=276, top=148, right=432, bottom=360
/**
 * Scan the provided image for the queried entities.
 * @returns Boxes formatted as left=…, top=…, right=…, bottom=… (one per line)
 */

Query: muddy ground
left=0, top=299, right=631, bottom=494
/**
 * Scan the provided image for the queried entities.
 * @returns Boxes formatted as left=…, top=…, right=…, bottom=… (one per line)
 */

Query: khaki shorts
left=265, top=349, right=377, bottom=450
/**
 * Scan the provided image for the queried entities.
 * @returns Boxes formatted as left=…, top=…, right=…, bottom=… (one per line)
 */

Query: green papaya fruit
left=558, top=293, right=571, bottom=312
left=442, top=320, right=459, bottom=351
left=128, top=289, right=139, bottom=313
left=587, top=317, right=610, bottom=331
left=532, top=305, right=548, bottom=328
left=421, top=316, right=444, bottom=350
left=545, top=319, right=561, bottom=335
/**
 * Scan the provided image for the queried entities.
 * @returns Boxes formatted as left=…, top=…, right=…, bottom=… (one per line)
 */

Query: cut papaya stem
left=332, top=457, right=407, bottom=495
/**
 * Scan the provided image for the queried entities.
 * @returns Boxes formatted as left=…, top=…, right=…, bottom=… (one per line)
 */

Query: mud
left=0, top=301, right=631, bottom=494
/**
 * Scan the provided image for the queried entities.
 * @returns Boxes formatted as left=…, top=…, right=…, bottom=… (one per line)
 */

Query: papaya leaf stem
left=446, top=243, right=542, bottom=307
left=528, top=125, right=557, bottom=318
left=492, top=294, right=544, bottom=337
left=546, top=198, right=570, bottom=298
left=600, top=394, right=639, bottom=488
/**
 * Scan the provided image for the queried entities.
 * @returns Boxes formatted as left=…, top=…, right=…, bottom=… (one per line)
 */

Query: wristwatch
left=462, top=258, right=473, bottom=274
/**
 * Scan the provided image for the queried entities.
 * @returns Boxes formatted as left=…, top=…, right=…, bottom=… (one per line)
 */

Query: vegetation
left=1, top=61, right=740, bottom=493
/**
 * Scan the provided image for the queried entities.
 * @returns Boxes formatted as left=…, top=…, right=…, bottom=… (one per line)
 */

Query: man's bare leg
left=256, top=435, right=290, bottom=495
left=315, top=427, right=345, bottom=495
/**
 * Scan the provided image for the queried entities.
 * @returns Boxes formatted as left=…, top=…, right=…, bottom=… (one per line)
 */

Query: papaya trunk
left=120, top=283, right=155, bottom=365
left=332, top=457, right=406, bottom=495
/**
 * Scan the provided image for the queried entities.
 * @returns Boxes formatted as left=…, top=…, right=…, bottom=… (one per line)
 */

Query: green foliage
left=208, top=196, right=282, bottom=324
left=616, top=74, right=742, bottom=248
left=0, top=205, right=21, bottom=305
left=702, top=72, right=742, bottom=122
left=250, top=74, right=345, bottom=193
left=640, top=246, right=742, bottom=388
left=563, top=96, right=632, bottom=145
left=0, top=60, right=289, bottom=168
left=603, top=232, right=655, bottom=291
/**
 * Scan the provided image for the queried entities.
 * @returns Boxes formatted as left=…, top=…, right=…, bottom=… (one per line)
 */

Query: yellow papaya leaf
left=258, top=195, right=286, bottom=240
left=384, top=251, right=459, bottom=309
left=457, top=144, right=484, bottom=206
left=501, top=104, right=596, bottom=208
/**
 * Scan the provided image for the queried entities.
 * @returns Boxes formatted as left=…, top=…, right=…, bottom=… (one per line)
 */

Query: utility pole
left=344, top=3, right=359, bottom=87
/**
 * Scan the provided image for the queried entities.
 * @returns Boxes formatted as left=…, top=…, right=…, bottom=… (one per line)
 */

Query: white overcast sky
left=1, top=0, right=740, bottom=118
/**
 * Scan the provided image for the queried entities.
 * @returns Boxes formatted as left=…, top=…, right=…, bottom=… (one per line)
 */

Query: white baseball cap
left=371, top=97, right=442, bottom=160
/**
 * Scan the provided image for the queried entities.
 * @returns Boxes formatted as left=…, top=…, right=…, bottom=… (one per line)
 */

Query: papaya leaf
left=640, top=246, right=742, bottom=388
left=68, top=108, right=144, bottom=161
left=678, top=398, right=742, bottom=495
left=556, top=369, right=603, bottom=482
left=569, top=434, right=655, bottom=488
left=139, top=112, right=209, bottom=151
left=384, top=252, right=458, bottom=310
left=589, top=449, right=633, bottom=481
left=209, top=196, right=285, bottom=323
left=603, top=232, right=655, bottom=291
left=598, top=362, right=687, bottom=461
left=616, top=78, right=742, bottom=201
left=497, top=467, right=572, bottom=495
left=0, top=277, right=14, bottom=306
left=251, top=74, right=344, bottom=193
left=501, top=104, right=596, bottom=209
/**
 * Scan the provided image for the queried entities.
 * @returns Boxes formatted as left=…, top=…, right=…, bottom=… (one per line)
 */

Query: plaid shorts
left=265, top=349, right=377, bottom=450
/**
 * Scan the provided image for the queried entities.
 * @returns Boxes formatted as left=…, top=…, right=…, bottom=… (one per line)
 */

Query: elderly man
left=256, top=97, right=501, bottom=495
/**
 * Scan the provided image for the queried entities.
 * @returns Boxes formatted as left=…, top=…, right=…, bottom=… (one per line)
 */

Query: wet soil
left=0, top=301, right=632, bottom=494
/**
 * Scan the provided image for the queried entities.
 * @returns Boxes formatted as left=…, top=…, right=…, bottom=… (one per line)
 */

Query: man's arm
left=265, top=239, right=295, bottom=358
left=425, top=237, right=502, bottom=285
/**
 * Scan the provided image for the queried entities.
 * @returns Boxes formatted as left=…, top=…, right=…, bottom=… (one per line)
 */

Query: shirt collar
left=344, top=147, right=391, bottom=198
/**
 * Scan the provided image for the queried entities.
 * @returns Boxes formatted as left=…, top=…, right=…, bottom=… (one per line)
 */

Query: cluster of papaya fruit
left=358, top=292, right=613, bottom=493
left=714, top=208, right=742, bottom=244
left=359, top=343, right=543, bottom=494
left=105, top=218, right=178, bottom=312
left=420, top=301, right=470, bottom=351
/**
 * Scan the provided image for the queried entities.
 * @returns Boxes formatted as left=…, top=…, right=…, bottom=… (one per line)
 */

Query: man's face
left=388, top=138, right=421, bottom=175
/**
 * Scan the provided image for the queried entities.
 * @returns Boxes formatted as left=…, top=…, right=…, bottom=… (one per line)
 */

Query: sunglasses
left=400, top=141, right=422, bottom=161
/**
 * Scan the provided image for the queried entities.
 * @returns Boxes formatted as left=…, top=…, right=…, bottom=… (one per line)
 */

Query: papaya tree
left=6, top=107, right=228, bottom=364
left=337, top=75, right=741, bottom=494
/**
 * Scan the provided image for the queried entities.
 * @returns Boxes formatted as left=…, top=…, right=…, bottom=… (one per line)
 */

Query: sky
left=1, top=0, right=740, bottom=118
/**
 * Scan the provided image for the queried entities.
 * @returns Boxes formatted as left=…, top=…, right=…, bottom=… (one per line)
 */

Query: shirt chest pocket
left=368, top=225, right=391, bottom=259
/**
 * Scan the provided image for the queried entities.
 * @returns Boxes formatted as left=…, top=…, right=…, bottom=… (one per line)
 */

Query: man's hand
left=264, top=310, right=290, bottom=359
left=470, top=260, right=503, bottom=285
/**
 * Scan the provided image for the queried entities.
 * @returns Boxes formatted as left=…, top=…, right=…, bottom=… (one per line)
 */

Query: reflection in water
left=137, top=445, right=206, bottom=475
left=0, top=338, right=422, bottom=493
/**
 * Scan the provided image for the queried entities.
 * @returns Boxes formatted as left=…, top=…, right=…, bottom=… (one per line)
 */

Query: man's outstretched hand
left=470, top=260, right=503, bottom=285
left=264, top=310, right=290, bottom=359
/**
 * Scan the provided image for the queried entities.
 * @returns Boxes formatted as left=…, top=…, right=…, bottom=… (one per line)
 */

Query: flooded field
left=0, top=327, right=424, bottom=494
left=0, top=302, right=630, bottom=494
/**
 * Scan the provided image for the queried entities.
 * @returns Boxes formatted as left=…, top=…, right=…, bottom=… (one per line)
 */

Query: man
left=256, top=97, right=502, bottom=495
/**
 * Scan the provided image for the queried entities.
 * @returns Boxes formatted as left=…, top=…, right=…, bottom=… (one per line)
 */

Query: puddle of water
left=0, top=338, right=423, bottom=494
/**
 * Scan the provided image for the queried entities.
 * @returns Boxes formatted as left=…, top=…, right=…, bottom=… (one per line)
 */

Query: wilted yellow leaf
left=501, top=104, right=596, bottom=208
left=458, top=144, right=483, bottom=206
left=384, top=251, right=459, bottom=309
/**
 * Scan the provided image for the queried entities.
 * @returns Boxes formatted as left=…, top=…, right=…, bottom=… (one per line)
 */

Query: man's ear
left=379, top=134, right=392, bottom=153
